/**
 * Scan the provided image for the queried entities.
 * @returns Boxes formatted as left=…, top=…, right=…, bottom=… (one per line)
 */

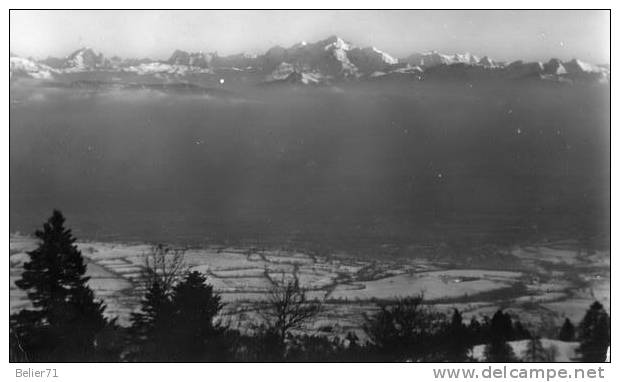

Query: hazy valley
left=9, top=34, right=611, bottom=361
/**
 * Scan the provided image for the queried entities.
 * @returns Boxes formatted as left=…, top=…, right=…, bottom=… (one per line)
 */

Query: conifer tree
left=558, top=318, right=576, bottom=342
left=483, top=310, right=517, bottom=362
left=10, top=210, right=108, bottom=361
left=169, top=271, right=224, bottom=361
left=444, top=309, right=471, bottom=361
left=128, top=271, right=225, bottom=361
left=523, top=336, right=547, bottom=362
left=468, top=316, right=483, bottom=344
left=128, top=280, right=175, bottom=361
left=513, top=320, right=531, bottom=340
left=484, top=338, right=517, bottom=362
left=577, top=301, right=610, bottom=362
left=494, top=310, right=515, bottom=340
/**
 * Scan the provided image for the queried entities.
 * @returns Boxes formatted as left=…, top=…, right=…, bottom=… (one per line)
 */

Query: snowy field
left=9, top=234, right=609, bottom=341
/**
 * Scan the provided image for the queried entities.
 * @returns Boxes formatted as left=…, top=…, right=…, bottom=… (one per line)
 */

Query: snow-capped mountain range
left=9, top=36, right=610, bottom=85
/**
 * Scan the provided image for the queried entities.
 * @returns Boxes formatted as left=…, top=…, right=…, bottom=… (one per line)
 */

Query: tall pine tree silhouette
left=169, top=271, right=225, bottom=361
left=577, top=301, right=610, bottom=362
left=128, top=280, right=175, bottom=361
left=523, top=336, right=547, bottom=362
left=10, top=210, right=108, bottom=361
left=484, top=338, right=517, bottom=362
left=483, top=310, right=517, bottom=362
left=128, top=271, right=225, bottom=361
left=444, top=309, right=471, bottom=361
left=558, top=318, right=575, bottom=342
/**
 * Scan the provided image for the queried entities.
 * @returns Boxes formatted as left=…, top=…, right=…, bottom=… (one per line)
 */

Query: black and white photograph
left=8, top=8, right=611, bottom=365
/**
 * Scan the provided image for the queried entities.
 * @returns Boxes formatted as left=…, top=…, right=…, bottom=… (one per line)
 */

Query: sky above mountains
left=10, top=10, right=610, bottom=64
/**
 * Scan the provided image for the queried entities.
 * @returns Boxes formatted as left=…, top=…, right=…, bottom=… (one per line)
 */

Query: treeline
left=10, top=211, right=610, bottom=362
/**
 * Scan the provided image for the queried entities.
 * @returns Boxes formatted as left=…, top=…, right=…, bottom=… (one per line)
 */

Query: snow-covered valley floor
left=9, top=234, right=609, bottom=344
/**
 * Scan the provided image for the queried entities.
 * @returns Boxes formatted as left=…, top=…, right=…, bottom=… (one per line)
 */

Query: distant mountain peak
left=544, top=58, right=567, bottom=75
left=10, top=56, right=55, bottom=79
left=369, top=47, right=398, bottom=64
left=64, top=47, right=107, bottom=70
left=322, top=35, right=352, bottom=51
left=167, top=50, right=213, bottom=68
left=8, top=36, right=610, bottom=85
left=478, top=56, right=497, bottom=68
left=67, top=47, right=99, bottom=59
left=564, top=58, right=599, bottom=73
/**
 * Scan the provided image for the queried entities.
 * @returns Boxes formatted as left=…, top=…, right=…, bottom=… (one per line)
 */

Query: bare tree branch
left=260, top=276, right=322, bottom=343
left=139, top=244, right=187, bottom=293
